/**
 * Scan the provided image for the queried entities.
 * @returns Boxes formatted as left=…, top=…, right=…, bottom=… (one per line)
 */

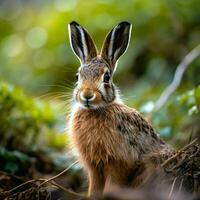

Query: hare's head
left=68, top=21, right=132, bottom=109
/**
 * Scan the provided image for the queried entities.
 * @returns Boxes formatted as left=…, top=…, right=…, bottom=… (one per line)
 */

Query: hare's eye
left=103, top=72, right=110, bottom=83
left=75, top=73, right=79, bottom=80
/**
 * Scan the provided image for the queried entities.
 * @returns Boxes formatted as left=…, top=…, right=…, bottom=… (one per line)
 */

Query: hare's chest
left=71, top=112, right=124, bottom=164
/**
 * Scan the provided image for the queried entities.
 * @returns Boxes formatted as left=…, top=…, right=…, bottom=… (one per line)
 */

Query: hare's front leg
left=88, top=167, right=105, bottom=197
left=103, top=165, right=126, bottom=195
left=103, top=174, right=121, bottom=195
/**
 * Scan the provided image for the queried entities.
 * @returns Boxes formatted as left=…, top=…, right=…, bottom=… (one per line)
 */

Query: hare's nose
left=80, top=91, right=95, bottom=101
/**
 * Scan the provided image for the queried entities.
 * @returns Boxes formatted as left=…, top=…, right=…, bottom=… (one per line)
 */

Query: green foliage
left=178, top=85, right=200, bottom=116
left=0, top=147, right=33, bottom=174
left=0, top=82, right=67, bottom=151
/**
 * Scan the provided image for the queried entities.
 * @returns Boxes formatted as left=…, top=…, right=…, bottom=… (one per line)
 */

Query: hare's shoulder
left=111, top=103, right=154, bottom=132
left=111, top=103, right=169, bottom=150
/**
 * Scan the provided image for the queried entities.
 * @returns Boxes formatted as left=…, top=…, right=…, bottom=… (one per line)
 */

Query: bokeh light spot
left=2, top=35, right=23, bottom=57
left=54, top=0, right=77, bottom=12
left=26, top=27, right=48, bottom=49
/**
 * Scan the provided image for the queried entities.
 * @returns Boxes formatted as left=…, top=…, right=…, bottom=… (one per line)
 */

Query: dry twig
left=39, top=160, right=79, bottom=187
left=155, top=44, right=200, bottom=110
left=2, top=160, right=88, bottom=199
left=161, top=138, right=198, bottom=167
left=168, top=177, right=177, bottom=198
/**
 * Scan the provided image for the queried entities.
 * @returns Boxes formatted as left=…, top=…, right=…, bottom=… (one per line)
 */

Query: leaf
left=4, top=162, right=19, bottom=173
left=194, top=85, right=200, bottom=110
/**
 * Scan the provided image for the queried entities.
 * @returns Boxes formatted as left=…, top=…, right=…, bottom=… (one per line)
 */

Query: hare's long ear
left=100, top=22, right=132, bottom=72
left=68, top=21, right=97, bottom=64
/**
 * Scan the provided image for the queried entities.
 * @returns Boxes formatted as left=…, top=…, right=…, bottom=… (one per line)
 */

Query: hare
left=68, top=21, right=173, bottom=197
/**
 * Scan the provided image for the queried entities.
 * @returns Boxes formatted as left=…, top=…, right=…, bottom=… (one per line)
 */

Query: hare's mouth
left=83, top=99, right=91, bottom=108
left=77, top=98, right=95, bottom=109
left=80, top=99, right=102, bottom=109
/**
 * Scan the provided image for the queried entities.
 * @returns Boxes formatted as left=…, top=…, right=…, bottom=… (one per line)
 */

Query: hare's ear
left=68, top=21, right=97, bottom=64
left=100, top=22, right=132, bottom=72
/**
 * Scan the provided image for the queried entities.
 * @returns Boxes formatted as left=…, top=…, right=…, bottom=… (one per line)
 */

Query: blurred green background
left=0, top=0, right=200, bottom=181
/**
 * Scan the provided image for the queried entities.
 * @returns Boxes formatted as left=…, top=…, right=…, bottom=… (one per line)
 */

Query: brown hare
left=68, top=21, right=173, bottom=197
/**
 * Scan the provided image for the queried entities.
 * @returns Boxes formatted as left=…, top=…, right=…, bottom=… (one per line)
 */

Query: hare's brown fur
left=70, top=103, right=172, bottom=195
left=68, top=21, right=174, bottom=197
